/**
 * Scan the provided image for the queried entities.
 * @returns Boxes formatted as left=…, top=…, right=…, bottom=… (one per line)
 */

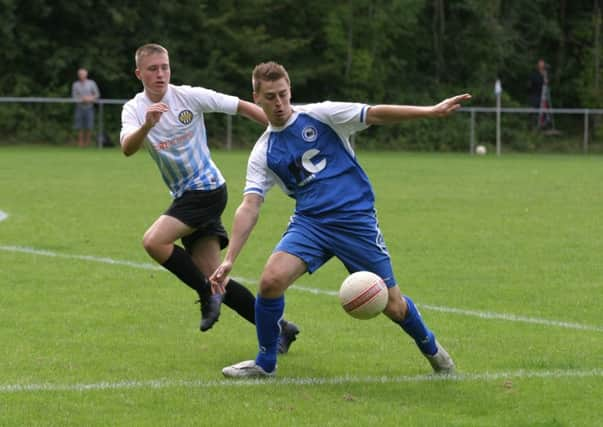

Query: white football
left=475, top=145, right=487, bottom=155
left=339, top=271, right=388, bottom=319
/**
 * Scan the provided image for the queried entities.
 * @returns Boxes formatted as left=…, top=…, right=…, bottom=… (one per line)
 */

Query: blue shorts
left=74, top=106, right=94, bottom=130
left=275, top=213, right=397, bottom=287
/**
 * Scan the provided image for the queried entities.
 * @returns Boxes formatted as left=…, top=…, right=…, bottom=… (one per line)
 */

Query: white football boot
left=222, top=360, right=276, bottom=378
left=424, top=340, right=455, bottom=375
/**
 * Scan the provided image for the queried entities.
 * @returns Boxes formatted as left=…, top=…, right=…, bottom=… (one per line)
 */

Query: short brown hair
left=252, top=61, right=290, bottom=92
left=135, top=43, right=169, bottom=67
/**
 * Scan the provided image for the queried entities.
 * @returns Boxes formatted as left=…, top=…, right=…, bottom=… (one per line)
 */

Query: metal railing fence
left=460, top=106, right=603, bottom=155
left=1, top=97, right=602, bottom=153
left=0, top=97, right=127, bottom=148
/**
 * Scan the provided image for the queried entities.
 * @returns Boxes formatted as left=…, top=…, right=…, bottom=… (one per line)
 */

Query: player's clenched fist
left=145, top=102, right=169, bottom=127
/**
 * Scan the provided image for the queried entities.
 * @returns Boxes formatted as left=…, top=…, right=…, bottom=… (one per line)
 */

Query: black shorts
left=164, top=185, right=229, bottom=252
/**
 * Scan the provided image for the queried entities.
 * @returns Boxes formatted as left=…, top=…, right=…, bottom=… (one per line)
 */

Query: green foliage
left=1, top=0, right=602, bottom=150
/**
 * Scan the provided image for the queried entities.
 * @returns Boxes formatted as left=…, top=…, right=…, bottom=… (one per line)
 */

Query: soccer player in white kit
left=211, top=61, right=471, bottom=377
left=120, top=45, right=299, bottom=353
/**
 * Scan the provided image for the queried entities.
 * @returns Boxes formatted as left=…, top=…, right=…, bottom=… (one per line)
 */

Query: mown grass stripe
left=2, top=244, right=602, bottom=333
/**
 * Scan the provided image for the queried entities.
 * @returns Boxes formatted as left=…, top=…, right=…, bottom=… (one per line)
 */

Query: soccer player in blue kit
left=210, top=61, right=471, bottom=377
left=120, top=46, right=299, bottom=353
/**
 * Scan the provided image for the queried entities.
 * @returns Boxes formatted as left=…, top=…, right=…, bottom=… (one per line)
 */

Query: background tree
left=1, top=0, right=601, bottom=149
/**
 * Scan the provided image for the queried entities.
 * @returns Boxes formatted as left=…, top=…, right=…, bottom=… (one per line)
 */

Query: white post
left=470, top=108, right=475, bottom=154
left=495, top=79, right=502, bottom=156
left=97, top=101, right=104, bottom=149
left=226, top=115, right=232, bottom=151
left=584, top=110, right=590, bottom=154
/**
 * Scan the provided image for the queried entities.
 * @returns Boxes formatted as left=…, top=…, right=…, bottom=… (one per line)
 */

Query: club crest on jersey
left=301, top=125, right=318, bottom=142
left=178, top=109, right=193, bottom=125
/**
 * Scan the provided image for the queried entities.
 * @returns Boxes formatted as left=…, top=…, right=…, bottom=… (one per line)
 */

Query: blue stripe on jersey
left=183, top=136, right=202, bottom=190
left=162, top=152, right=185, bottom=195
left=244, top=187, right=264, bottom=196
left=165, top=150, right=188, bottom=196
left=195, top=127, right=222, bottom=190
left=147, top=145, right=179, bottom=193
left=189, top=126, right=207, bottom=188
left=174, top=146, right=192, bottom=189
left=360, top=106, right=367, bottom=123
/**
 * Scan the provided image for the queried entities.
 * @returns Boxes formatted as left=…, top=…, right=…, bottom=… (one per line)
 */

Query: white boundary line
left=0, top=244, right=164, bottom=271
left=1, top=368, right=602, bottom=394
left=419, top=303, right=603, bottom=332
left=1, top=244, right=603, bottom=333
left=0, top=210, right=8, bottom=222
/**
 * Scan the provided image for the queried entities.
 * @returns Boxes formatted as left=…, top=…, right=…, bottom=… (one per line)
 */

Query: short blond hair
left=252, top=61, right=290, bottom=92
left=135, top=43, right=169, bottom=67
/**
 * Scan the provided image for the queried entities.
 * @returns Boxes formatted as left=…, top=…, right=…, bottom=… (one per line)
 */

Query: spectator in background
left=528, top=59, right=552, bottom=129
left=72, top=68, right=100, bottom=147
left=529, top=59, right=548, bottom=109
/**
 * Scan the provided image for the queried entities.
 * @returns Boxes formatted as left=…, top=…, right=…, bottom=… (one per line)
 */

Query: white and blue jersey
left=245, top=102, right=374, bottom=219
left=120, top=84, right=239, bottom=198
left=245, top=102, right=396, bottom=286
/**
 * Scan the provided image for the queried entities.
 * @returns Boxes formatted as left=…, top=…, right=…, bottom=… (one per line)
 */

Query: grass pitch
left=1, top=145, right=602, bottom=426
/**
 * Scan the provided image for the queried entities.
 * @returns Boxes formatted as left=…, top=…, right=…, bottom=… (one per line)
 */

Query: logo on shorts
left=178, top=109, right=194, bottom=125
left=301, top=125, right=318, bottom=142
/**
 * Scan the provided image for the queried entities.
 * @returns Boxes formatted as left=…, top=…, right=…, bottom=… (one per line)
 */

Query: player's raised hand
left=145, top=102, right=169, bottom=127
left=209, top=260, right=233, bottom=295
left=432, top=93, right=471, bottom=117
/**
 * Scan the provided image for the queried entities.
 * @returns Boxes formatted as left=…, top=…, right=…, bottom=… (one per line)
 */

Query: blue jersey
left=120, top=84, right=239, bottom=198
left=245, top=102, right=374, bottom=220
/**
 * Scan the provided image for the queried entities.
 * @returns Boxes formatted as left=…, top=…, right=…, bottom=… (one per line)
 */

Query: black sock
left=161, top=245, right=210, bottom=299
left=222, top=280, right=290, bottom=328
left=223, top=279, right=256, bottom=324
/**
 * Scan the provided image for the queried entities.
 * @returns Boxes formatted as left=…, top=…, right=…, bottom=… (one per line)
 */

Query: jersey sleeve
left=186, top=86, right=239, bottom=115
left=119, top=100, right=141, bottom=145
left=303, top=101, right=370, bottom=138
left=244, top=134, right=275, bottom=198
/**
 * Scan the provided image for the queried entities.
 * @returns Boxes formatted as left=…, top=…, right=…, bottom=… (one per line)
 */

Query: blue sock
left=254, top=295, right=284, bottom=373
left=396, top=296, right=437, bottom=356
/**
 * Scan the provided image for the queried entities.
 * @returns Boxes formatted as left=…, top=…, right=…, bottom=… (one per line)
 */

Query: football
left=339, top=271, right=388, bottom=319
left=475, top=145, right=487, bottom=155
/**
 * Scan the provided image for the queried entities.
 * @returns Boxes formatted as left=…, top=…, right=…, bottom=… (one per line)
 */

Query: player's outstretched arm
left=210, top=194, right=263, bottom=293
left=366, top=93, right=471, bottom=125
left=121, top=103, right=168, bottom=156
left=237, top=100, right=269, bottom=126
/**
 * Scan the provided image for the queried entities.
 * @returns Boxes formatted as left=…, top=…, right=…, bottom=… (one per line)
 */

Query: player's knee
left=258, top=271, right=287, bottom=298
left=142, top=231, right=160, bottom=256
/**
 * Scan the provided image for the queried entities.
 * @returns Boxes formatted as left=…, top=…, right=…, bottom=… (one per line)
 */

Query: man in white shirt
left=120, top=45, right=299, bottom=353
